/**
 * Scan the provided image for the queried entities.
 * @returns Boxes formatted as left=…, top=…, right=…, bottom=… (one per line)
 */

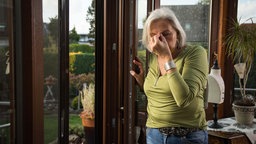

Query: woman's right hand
left=130, top=57, right=144, bottom=90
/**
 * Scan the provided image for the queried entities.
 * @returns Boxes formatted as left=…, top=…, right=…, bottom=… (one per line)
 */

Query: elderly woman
left=130, top=7, right=209, bottom=144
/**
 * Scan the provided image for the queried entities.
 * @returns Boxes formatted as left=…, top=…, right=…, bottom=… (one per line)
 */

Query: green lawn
left=44, top=113, right=82, bottom=144
left=44, top=114, right=58, bottom=143
left=69, top=114, right=82, bottom=126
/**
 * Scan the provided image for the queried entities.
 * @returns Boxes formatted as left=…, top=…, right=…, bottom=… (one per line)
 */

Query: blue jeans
left=146, top=128, right=208, bottom=144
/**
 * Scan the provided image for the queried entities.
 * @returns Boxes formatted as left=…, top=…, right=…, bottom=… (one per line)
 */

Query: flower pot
left=80, top=111, right=95, bottom=127
left=80, top=117, right=95, bottom=143
left=232, top=103, right=256, bottom=125
left=81, top=118, right=95, bottom=127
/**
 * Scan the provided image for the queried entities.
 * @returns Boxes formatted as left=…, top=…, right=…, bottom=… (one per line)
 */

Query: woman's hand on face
left=149, top=34, right=172, bottom=58
left=130, top=57, right=144, bottom=89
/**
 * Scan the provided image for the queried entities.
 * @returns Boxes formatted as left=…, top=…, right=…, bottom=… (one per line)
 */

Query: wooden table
left=208, top=130, right=251, bottom=144
left=207, top=117, right=256, bottom=144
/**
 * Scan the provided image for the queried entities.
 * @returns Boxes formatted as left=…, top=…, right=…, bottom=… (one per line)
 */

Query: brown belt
left=159, top=127, right=200, bottom=137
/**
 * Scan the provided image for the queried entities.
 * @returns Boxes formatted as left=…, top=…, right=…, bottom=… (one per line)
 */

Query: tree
left=69, top=27, right=80, bottom=44
left=86, top=0, right=95, bottom=44
left=198, top=0, right=210, bottom=5
left=43, top=23, right=50, bottom=48
left=48, top=16, right=58, bottom=43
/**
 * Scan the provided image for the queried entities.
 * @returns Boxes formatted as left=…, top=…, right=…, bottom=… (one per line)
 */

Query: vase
left=232, top=103, right=256, bottom=125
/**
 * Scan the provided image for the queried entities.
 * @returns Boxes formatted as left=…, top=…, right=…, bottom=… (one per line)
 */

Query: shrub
left=69, top=125, right=84, bottom=137
left=69, top=53, right=95, bottom=74
left=44, top=48, right=58, bottom=77
left=71, top=96, right=82, bottom=110
left=69, top=44, right=95, bottom=53
left=69, top=73, right=95, bottom=98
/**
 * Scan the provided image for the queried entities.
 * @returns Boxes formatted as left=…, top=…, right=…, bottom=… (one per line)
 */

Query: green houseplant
left=224, top=18, right=256, bottom=125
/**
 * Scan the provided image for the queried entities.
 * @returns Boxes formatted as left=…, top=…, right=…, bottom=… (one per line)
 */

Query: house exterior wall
left=162, top=5, right=209, bottom=43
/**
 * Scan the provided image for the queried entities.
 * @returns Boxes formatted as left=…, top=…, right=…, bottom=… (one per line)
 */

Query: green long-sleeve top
left=144, top=45, right=209, bottom=129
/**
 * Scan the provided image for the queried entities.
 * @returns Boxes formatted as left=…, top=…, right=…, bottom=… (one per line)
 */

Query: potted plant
left=224, top=18, right=256, bottom=125
left=69, top=72, right=95, bottom=110
left=79, top=83, right=95, bottom=127
left=79, top=83, right=95, bottom=144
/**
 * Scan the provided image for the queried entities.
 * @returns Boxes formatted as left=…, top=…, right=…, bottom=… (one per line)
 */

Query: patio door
left=120, top=1, right=151, bottom=143
left=0, top=0, right=14, bottom=143
left=104, top=0, right=159, bottom=143
left=117, top=0, right=213, bottom=143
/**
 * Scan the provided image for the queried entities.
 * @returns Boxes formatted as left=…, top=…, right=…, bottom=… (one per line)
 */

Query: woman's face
left=149, top=19, right=178, bottom=53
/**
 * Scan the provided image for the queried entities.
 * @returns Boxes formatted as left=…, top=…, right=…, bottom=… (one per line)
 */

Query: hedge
left=69, top=53, right=95, bottom=75
left=69, top=44, right=95, bottom=53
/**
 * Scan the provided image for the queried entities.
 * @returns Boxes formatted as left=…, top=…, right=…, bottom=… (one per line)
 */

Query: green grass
left=69, top=114, right=82, bottom=127
left=44, top=114, right=82, bottom=144
left=44, top=114, right=58, bottom=144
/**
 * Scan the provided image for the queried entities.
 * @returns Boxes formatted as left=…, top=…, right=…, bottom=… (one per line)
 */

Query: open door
left=102, top=0, right=154, bottom=143
left=0, top=1, right=14, bottom=143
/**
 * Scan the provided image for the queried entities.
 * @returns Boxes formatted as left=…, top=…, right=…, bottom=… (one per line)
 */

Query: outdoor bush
left=70, top=86, right=79, bottom=99
left=69, top=52, right=77, bottom=72
left=69, top=43, right=95, bottom=53
left=69, top=73, right=95, bottom=98
left=69, top=125, right=84, bottom=137
left=137, top=50, right=146, bottom=65
left=71, top=96, right=82, bottom=110
left=44, top=51, right=59, bottom=77
left=69, top=53, right=95, bottom=74
left=69, top=73, right=95, bottom=89
left=43, top=48, right=59, bottom=98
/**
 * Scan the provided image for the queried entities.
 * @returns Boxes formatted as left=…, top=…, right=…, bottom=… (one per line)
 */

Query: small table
left=207, top=117, right=256, bottom=144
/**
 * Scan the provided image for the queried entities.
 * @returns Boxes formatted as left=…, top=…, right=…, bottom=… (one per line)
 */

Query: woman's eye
left=162, top=31, right=172, bottom=37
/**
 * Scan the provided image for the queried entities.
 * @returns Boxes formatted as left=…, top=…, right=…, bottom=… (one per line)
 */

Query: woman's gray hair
left=142, top=7, right=186, bottom=50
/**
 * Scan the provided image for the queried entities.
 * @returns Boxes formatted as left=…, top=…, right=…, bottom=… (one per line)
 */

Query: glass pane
left=69, top=0, right=95, bottom=143
left=135, top=0, right=147, bottom=143
left=136, top=0, right=147, bottom=112
left=237, top=0, right=256, bottom=23
left=160, top=0, right=210, bottom=49
left=43, top=0, right=59, bottom=143
left=134, top=0, right=211, bottom=142
left=0, top=0, right=13, bottom=143
left=234, top=0, right=256, bottom=98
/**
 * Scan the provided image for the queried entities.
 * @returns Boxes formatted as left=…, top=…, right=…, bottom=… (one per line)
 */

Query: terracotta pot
left=81, top=117, right=95, bottom=143
left=81, top=118, right=95, bottom=127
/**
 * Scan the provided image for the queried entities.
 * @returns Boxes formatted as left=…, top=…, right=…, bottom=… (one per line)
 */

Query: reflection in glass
left=43, top=0, right=59, bottom=143
left=237, top=0, right=256, bottom=23
left=161, top=0, right=210, bottom=49
left=136, top=0, right=147, bottom=113
left=135, top=0, right=147, bottom=143
left=0, top=0, right=13, bottom=143
left=234, top=0, right=256, bottom=98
